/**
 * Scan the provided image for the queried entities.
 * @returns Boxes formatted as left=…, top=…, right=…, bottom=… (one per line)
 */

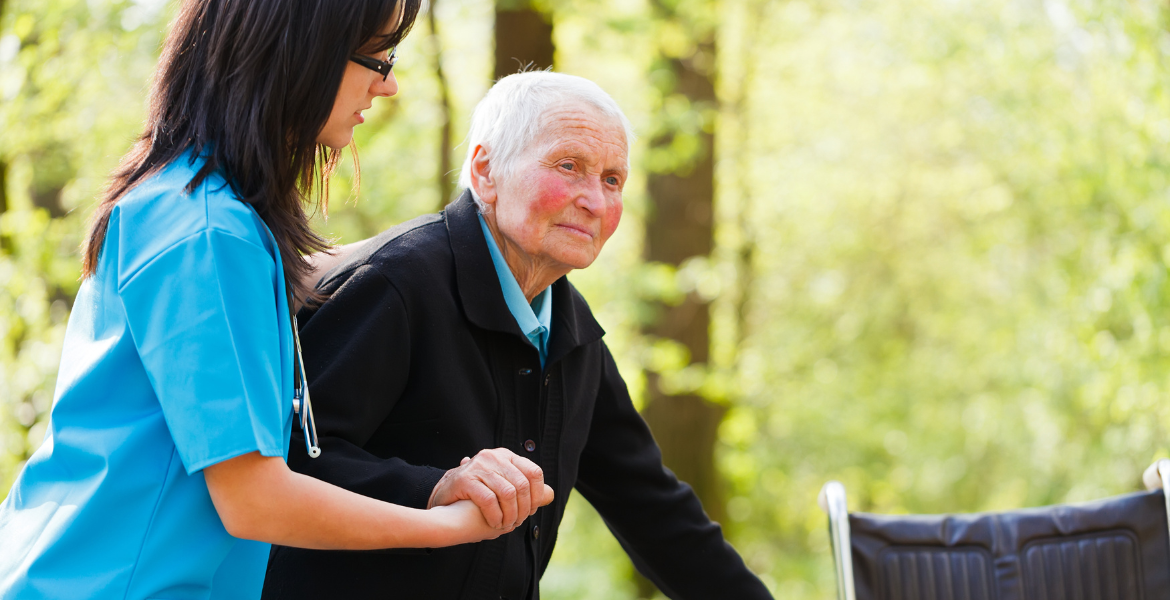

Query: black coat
left=261, top=192, right=772, bottom=600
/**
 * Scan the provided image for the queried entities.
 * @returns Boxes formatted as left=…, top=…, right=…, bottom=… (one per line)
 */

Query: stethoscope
left=291, top=315, right=322, bottom=458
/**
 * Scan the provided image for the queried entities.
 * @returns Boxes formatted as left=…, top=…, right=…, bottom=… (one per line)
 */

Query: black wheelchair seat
left=851, top=491, right=1168, bottom=600
left=821, top=461, right=1170, bottom=600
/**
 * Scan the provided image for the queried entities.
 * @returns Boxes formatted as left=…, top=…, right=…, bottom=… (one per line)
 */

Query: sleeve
left=574, top=345, right=774, bottom=600
left=285, top=264, right=445, bottom=509
left=119, top=229, right=286, bottom=474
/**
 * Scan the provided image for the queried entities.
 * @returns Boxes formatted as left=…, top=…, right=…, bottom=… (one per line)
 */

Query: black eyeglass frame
left=349, top=49, right=397, bottom=81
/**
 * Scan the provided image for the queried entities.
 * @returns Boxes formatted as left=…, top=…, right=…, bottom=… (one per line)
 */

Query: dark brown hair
left=82, top=0, right=419, bottom=303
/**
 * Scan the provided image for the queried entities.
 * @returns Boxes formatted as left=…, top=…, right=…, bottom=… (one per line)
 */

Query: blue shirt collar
left=477, top=213, right=553, bottom=367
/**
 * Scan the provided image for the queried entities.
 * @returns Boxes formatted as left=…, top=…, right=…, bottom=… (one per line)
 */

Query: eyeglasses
left=349, top=48, right=397, bottom=81
left=291, top=316, right=321, bottom=458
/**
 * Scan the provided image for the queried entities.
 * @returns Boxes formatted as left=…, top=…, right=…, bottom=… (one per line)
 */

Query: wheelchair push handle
left=819, top=481, right=857, bottom=600
left=1142, top=458, right=1170, bottom=493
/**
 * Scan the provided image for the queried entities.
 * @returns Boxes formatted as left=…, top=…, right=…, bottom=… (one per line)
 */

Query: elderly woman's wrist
left=427, top=470, right=452, bottom=509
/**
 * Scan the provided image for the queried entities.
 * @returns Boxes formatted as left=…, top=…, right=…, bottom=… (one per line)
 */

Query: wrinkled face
left=489, top=103, right=628, bottom=271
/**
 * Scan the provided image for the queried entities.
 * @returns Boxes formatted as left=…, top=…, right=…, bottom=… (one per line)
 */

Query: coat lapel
left=446, top=191, right=524, bottom=337
left=547, top=279, right=605, bottom=367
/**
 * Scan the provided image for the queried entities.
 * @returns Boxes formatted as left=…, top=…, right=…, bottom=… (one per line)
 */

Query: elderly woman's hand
left=427, top=448, right=555, bottom=530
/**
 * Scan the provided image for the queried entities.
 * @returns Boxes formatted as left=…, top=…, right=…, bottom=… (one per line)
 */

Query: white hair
left=457, top=71, right=635, bottom=211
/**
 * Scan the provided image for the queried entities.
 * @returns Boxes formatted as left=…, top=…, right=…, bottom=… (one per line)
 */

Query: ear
left=469, top=144, right=498, bottom=208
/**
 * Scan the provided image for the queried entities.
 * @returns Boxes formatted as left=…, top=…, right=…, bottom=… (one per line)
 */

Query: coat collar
left=446, top=190, right=605, bottom=364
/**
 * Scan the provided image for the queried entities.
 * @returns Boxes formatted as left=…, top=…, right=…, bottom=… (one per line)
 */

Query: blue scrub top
left=0, top=153, right=294, bottom=599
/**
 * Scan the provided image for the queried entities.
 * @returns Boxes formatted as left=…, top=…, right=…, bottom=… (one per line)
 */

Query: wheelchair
left=818, top=459, right=1170, bottom=600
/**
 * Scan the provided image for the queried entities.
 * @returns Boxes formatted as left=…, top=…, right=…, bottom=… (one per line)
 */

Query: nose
left=372, top=71, right=398, bottom=98
left=576, top=176, right=606, bottom=216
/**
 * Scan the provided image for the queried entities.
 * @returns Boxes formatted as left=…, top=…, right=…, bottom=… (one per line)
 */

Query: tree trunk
left=1, top=0, right=7, bottom=215
left=636, top=6, right=721, bottom=598
left=427, top=0, right=455, bottom=208
left=30, top=186, right=65, bottom=218
left=642, top=70, right=722, bottom=507
left=29, top=147, right=71, bottom=218
left=493, top=0, right=554, bottom=79
left=0, top=160, right=7, bottom=214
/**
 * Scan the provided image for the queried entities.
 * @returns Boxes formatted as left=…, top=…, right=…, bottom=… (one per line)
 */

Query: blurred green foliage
left=6, top=0, right=1170, bottom=598
left=0, top=0, right=170, bottom=492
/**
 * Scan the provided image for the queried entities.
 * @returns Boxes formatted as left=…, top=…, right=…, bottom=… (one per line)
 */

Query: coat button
left=524, top=439, right=536, bottom=452
left=519, top=368, right=532, bottom=375
left=532, top=525, right=540, bottom=540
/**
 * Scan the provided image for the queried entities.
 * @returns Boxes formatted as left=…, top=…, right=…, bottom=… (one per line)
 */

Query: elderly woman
left=262, top=72, right=773, bottom=600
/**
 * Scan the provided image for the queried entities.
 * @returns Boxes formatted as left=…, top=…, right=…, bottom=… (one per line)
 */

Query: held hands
left=426, top=500, right=516, bottom=546
left=428, top=448, right=555, bottom=530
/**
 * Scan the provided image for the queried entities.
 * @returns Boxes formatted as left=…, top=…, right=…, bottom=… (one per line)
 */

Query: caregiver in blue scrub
left=0, top=0, right=547, bottom=598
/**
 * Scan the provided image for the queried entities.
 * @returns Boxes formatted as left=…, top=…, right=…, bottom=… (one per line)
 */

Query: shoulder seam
left=374, top=267, right=412, bottom=327
left=116, top=228, right=274, bottom=293
left=373, top=267, right=412, bottom=385
left=322, top=264, right=413, bottom=375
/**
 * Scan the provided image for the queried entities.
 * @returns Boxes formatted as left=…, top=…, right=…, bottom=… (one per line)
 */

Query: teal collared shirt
left=478, top=213, right=553, bottom=367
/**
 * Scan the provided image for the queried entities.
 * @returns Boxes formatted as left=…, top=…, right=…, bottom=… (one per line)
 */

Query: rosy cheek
left=600, top=200, right=623, bottom=240
left=532, top=173, right=573, bottom=215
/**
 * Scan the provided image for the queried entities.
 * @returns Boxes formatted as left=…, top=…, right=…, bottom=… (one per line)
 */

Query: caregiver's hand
left=428, top=499, right=517, bottom=543
left=427, top=448, right=555, bottom=530
left=205, top=451, right=508, bottom=549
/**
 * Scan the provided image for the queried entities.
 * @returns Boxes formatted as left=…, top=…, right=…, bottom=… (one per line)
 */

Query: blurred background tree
left=6, top=0, right=1170, bottom=598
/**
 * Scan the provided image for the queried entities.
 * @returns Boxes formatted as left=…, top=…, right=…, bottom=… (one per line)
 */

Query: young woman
left=0, top=1, right=531, bottom=598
